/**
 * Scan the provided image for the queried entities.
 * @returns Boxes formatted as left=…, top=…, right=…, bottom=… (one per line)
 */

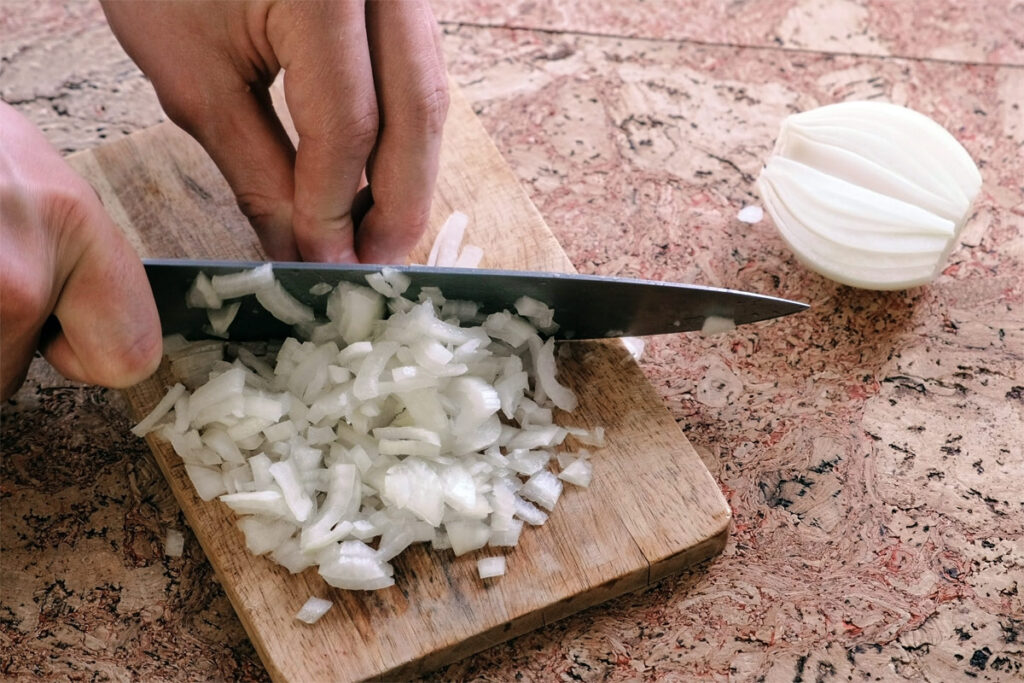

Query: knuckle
left=235, top=191, right=288, bottom=227
left=0, top=262, right=50, bottom=331
left=235, top=192, right=297, bottom=260
left=110, top=327, right=163, bottom=386
left=340, top=104, right=380, bottom=150
left=402, top=77, right=450, bottom=135
left=152, top=78, right=212, bottom=137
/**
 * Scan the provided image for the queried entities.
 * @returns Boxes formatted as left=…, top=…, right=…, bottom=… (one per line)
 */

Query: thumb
left=42, top=199, right=162, bottom=390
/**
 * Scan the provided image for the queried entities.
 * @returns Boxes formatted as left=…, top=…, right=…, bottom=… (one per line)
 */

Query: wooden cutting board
left=67, top=83, right=731, bottom=681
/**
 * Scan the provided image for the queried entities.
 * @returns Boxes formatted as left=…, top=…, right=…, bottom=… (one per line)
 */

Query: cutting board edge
left=130, top=408, right=288, bottom=682
left=128, top=378, right=733, bottom=683
left=375, top=518, right=732, bottom=681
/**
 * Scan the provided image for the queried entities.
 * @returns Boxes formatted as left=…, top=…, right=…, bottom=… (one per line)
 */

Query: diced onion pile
left=135, top=264, right=603, bottom=591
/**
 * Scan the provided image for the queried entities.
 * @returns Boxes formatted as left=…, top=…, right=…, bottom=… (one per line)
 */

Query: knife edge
left=143, top=258, right=808, bottom=341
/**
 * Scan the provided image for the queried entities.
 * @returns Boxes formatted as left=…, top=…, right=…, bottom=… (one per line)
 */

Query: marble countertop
left=2, top=1, right=1022, bottom=680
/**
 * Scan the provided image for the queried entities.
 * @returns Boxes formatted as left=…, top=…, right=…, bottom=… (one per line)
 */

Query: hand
left=101, top=0, right=449, bottom=265
left=0, top=103, right=162, bottom=401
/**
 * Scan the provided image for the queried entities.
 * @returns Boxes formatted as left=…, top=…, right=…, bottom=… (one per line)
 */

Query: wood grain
left=67, top=83, right=731, bottom=682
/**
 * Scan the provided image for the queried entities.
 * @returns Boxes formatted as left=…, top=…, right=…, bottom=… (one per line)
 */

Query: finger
left=41, top=192, right=162, bottom=389
left=271, top=0, right=378, bottom=263
left=102, top=0, right=300, bottom=261
left=0, top=273, right=46, bottom=400
left=0, top=156, right=48, bottom=399
left=170, top=82, right=301, bottom=261
left=358, top=0, right=448, bottom=264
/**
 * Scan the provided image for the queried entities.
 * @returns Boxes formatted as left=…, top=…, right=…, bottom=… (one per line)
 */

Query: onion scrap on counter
left=133, top=257, right=603, bottom=593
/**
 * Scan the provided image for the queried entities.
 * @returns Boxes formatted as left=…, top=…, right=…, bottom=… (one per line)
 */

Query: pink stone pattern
left=3, top=1, right=1023, bottom=681
left=436, top=0, right=1024, bottom=65
left=430, top=23, right=1024, bottom=682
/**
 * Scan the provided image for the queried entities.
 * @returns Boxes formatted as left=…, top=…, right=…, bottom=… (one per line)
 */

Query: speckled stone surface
left=2, top=1, right=1022, bottom=681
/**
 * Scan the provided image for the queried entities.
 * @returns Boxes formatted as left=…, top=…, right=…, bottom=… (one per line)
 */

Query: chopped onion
left=736, top=205, right=763, bottom=224
left=445, top=519, right=490, bottom=556
left=427, top=211, right=469, bottom=267
left=164, top=528, right=185, bottom=557
left=558, top=457, right=593, bottom=488
left=366, top=267, right=412, bottom=298
left=256, top=281, right=315, bottom=325
left=206, top=302, right=241, bottom=337
left=477, top=556, right=506, bottom=579
left=514, top=296, right=557, bottom=333
left=135, top=246, right=605, bottom=591
left=187, top=272, right=222, bottom=309
left=454, top=244, right=484, bottom=268
left=701, top=315, right=736, bottom=336
left=185, top=464, right=228, bottom=501
left=513, top=496, right=548, bottom=526
left=620, top=336, right=645, bottom=361
left=529, top=336, right=578, bottom=412
left=210, top=263, right=275, bottom=299
left=519, top=470, right=563, bottom=511
left=295, top=596, right=333, bottom=624
left=132, top=383, right=186, bottom=436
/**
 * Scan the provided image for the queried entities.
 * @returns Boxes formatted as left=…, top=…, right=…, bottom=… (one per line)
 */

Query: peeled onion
left=757, top=100, right=982, bottom=290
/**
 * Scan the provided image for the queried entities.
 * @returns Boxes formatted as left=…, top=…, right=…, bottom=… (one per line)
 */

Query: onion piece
left=269, top=459, right=314, bottom=522
left=514, top=296, right=557, bottom=333
left=296, top=596, right=333, bottom=624
left=327, top=283, right=384, bottom=344
left=529, top=337, right=578, bottom=412
left=513, top=496, right=548, bottom=525
left=445, top=519, right=490, bottom=556
left=236, top=516, right=297, bottom=555
left=488, top=519, right=523, bottom=547
left=220, top=490, right=290, bottom=518
left=210, top=263, right=274, bottom=299
left=519, top=470, right=563, bottom=511
left=427, top=211, right=469, bottom=267
left=256, top=281, right=315, bottom=325
left=477, top=556, right=506, bottom=579
left=187, top=272, right=222, bottom=309
left=558, top=458, right=593, bottom=487
left=620, top=336, right=645, bottom=361
left=701, top=316, right=736, bottom=336
left=736, top=205, right=763, bottom=224
left=164, top=529, right=185, bottom=557
left=132, top=383, right=187, bottom=436
left=366, top=267, right=412, bottom=298
left=454, top=244, right=484, bottom=269
left=186, top=464, right=228, bottom=501
left=206, top=302, right=241, bottom=337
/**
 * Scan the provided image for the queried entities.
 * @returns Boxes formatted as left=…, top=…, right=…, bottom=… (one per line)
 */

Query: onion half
left=757, top=100, right=981, bottom=290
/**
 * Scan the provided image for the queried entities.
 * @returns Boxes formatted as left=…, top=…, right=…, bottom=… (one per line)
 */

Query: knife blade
left=144, top=258, right=807, bottom=341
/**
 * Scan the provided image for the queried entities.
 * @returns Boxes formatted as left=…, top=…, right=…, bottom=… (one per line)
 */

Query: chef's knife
left=144, top=258, right=807, bottom=341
